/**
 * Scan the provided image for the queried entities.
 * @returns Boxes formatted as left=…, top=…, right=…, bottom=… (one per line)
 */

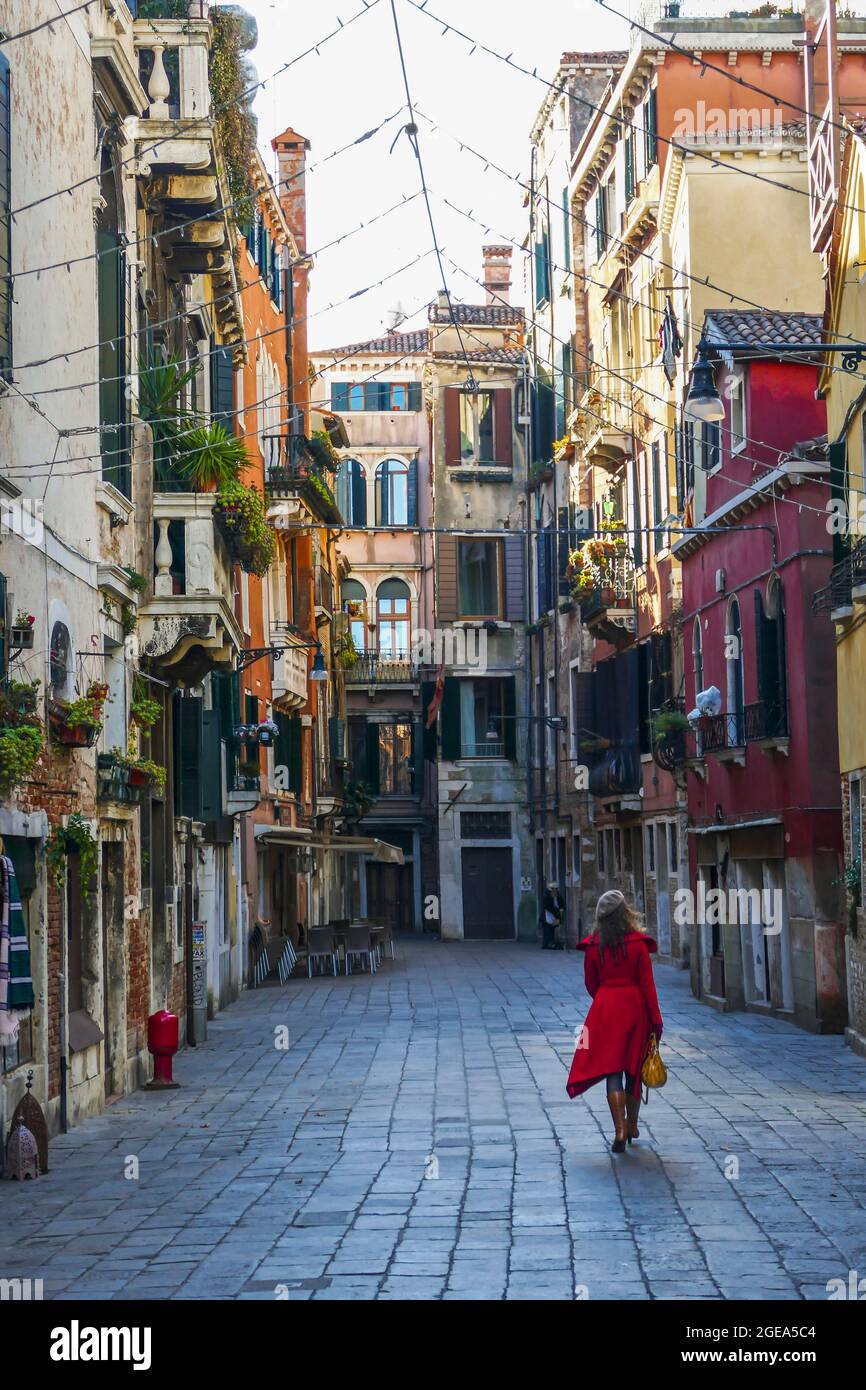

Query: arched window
left=50, top=621, right=72, bottom=700
left=376, top=458, right=409, bottom=526
left=755, top=577, right=787, bottom=738
left=725, top=598, right=744, bottom=745
left=692, top=618, right=704, bottom=755
left=336, top=458, right=366, bottom=527
left=376, top=578, right=411, bottom=658
left=342, top=579, right=368, bottom=651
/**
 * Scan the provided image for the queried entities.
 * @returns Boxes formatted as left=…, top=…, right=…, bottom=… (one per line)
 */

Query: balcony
left=263, top=433, right=344, bottom=527
left=132, top=10, right=234, bottom=287
left=743, top=698, right=789, bottom=757
left=270, top=626, right=309, bottom=711
left=813, top=540, right=866, bottom=624
left=577, top=553, right=636, bottom=646
left=314, top=565, right=335, bottom=619
left=343, top=651, right=419, bottom=687
left=699, top=711, right=745, bottom=766
left=139, top=492, right=242, bottom=683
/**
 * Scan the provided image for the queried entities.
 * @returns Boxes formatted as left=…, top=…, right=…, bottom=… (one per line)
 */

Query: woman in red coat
left=566, top=890, right=663, bottom=1153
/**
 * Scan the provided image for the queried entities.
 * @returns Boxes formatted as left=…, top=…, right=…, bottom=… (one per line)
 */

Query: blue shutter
left=210, top=344, right=234, bottom=430
left=331, top=382, right=350, bottom=411
left=408, top=381, right=422, bottom=411
left=0, top=54, right=10, bottom=378
left=376, top=464, right=389, bottom=525
left=407, top=457, right=418, bottom=526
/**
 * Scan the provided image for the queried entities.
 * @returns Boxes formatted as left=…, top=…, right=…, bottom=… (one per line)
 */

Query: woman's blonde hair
left=595, top=890, right=644, bottom=957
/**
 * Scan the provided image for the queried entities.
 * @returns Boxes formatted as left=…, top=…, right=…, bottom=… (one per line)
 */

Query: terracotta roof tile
left=321, top=328, right=429, bottom=357
left=428, top=302, right=524, bottom=326
left=704, top=310, right=823, bottom=351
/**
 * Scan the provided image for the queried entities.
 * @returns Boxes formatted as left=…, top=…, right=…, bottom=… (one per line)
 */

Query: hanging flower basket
left=52, top=716, right=99, bottom=749
left=257, top=719, right=279, bottom=747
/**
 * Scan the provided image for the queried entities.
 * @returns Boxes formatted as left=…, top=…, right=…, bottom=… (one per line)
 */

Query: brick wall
left=842, top=772, right=866, bottom=1045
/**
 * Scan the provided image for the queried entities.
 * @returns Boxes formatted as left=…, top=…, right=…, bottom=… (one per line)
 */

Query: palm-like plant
left=139, top=352, right=248, bottom=491
left=175, top=422, right=246, bottom=491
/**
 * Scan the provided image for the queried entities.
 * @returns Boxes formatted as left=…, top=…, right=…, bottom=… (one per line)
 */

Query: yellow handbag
left=641, top=1033, right=668, bottom=1090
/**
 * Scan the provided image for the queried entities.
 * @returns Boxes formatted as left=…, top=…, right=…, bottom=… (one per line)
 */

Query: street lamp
left=309, top=645, right=328, bottom=682
left=684, top=346, right=725, bottom=423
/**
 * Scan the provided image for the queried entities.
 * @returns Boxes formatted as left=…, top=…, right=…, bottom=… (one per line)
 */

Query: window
left=625, top=128, right=636, bottom=202
left=457, top=538, right=502, bottom=618
left=561, top=188, right=571, bottom=272
left=646, top=823, right=655, bottom=874
left=668, top=822, right=679, bottom=877
left=460, top=678, right=507, bottom=758
left=726, top=598, right=744, bottom=744
left=729, top=376, right=746, bottom=453
left=461, top=811, right=511, bottom=839
left=0, top=53, right=11, bottom=379
left=595, top=181, right=610, bottom=258
left=459, top=390, right=496, bottom=463
left=342, top=579, right=368, bottom=651
left=651, top=438, right=667, bottom=552
left=534, top=225, right=551, bottom=305
left=336, top=458, right=366, bottom=527
left=331, top=381, right=422, bottom=412
left=572, top=834, right=581, bottom=883
left=701, top=421, right=721, bottom=473
left=376, top=458, right=409, bottom=526
left=597, top=830, right=606, bottom=875
left=379, top=721, right=413, bottom=794
left=376, top=578, right=410, bottom=658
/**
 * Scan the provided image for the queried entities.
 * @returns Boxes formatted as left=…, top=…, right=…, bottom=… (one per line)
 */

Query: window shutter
left=331, top=381, right=349, bottom=412
left=493, top=389, right=513, bottom=467
left=411, top=719, right=423, bottom=795
left=200, top=709, right=222, bottom=821
left=408, top=381, right=422, bottom=411
left=630, top=455, right=643, bottom=567
left=437, top=533, right=458, bottom=623
left=440, top=679, right=461, bottom=761
left=210, top=345, right=234, bottom=430
left=561, top=187, right=571, bottom=271
left=352, top=460, right=367, bottom=525
left=532, top=378, right=555, bottom=467
left=407, top=456, right=418, bottom=525
left=645, top=87, right=658, bottom=167
left=674, top=422, right=684, bottom=510
left=0, top=53, right=11, bottom=378
left=97, top=228, right=129, bottom=497
left=754, top=588, right=767, bottom=704
left=288, top=714, right=302, bottom=794
left=329, top=714, right=346, bottom=762
left=829, top=440, right=847, bottom=565
left=557, top=506, right=572, bottom=597
left=503, top=676, right=517, bottom=760
left=625, top=131, right=635, bottom=201
left=174, top=695, right=202, bottom=819
left=421, top=681, right=438, bottom=762
left=444, top=388, right=461, bottom=466
left=365, top=720, right=380, bottom=794
left=504, top=534, right=525, bottom=621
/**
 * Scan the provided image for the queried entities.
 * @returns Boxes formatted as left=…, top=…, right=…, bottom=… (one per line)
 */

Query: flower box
left=10, top=625, right=35, bottom=650
left=54, top=719, right=98, bottom=749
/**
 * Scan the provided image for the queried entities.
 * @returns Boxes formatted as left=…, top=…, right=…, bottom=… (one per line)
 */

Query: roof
left=432, top=347, right=526, bottom=366
left=703, top=310, right=823, bottom=353
left=316, top=328, right=429, bottom=357
left=428, top=302, right=524, bottom=327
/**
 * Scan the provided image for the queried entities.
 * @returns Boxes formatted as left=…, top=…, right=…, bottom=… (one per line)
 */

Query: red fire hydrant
left=145, top=1009, right=180, bottom=1090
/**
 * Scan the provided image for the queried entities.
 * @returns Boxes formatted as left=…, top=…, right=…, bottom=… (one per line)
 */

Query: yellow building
left=814, top=126, right=866, bottom=1056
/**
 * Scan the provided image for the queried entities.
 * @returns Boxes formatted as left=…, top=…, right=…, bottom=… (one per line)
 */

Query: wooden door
left=461, top=847, right=514, bottom=939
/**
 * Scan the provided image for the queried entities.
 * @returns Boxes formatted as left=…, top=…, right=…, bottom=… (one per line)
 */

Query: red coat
left=566, top=931, right=663, bottom=1100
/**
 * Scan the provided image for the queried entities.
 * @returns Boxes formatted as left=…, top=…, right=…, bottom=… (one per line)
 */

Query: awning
left=254, top=826, right=404, bottom=865
left=688, top=817, right=781, bottom=835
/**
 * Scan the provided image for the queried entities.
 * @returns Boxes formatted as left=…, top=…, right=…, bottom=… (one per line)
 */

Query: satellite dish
left=385, top=299, right=408, bottom=332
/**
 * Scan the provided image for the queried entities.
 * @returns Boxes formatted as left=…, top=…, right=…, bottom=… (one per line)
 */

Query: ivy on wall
left=211, top=7, right=258, bottom=228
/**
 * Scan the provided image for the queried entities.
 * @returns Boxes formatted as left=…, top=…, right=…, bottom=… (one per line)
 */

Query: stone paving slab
left=1, top=939, right=865, bottom=1301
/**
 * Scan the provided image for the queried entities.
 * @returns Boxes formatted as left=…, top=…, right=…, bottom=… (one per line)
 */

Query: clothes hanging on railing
left=0, top=855, right=35, bottom=1047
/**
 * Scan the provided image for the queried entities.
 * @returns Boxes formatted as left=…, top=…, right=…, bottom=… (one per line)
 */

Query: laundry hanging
left=0, top=854, right=35, bottom=1047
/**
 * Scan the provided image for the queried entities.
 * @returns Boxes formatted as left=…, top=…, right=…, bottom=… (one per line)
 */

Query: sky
left=230, top=0, right=631, bottom=351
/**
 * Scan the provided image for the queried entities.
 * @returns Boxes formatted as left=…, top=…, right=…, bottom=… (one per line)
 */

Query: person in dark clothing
left=541, top=882, right=565, bottom=950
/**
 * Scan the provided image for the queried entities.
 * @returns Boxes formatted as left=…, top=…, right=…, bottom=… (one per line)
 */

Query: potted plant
left=51, top=682, right=109, bottom=748
left=130, top=686, right=162, bottom=731
left=10, top=612, right=35, bottom=649
left=110, top=747, right=167, bottom=794
left=46, top=813, right=98, bottom=888
left=214, top=480, right=275, bottom=576
left=650, top=709, right=691, bottom=741
left=335, top=634, right=358, bottom=670
left=0, top=723, right=44, bottom=796
left=256, top=718, right=279, bottom=747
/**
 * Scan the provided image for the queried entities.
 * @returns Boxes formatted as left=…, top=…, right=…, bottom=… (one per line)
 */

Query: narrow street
left=3, top=940, right=865, bottom=1302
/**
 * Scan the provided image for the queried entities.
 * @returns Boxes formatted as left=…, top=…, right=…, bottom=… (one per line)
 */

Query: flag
left=425, top=660, right=446, bottom=730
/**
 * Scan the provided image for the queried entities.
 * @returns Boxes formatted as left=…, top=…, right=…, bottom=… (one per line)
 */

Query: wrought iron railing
left=651, top=698, right=689, bottom=772
left=743, top=698, right=788, bottom=742
left=813, top=540, right=866, bottom=615
left=699, top=711, right=745, bottom=753
left=578, top=552, right=636, bottom=621
left=343, top=651, right=418, bottom=684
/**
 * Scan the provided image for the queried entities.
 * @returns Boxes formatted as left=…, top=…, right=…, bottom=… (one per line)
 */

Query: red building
left=673, top=310, right=845, bottom=1032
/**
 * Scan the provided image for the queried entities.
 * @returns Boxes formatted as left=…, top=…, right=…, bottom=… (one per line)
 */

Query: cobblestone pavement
left=2, top=939, right=866, bottom=1302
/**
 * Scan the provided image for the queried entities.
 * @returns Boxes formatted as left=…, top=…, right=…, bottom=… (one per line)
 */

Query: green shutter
left=288, top=714, right=303, bottom=794
left=503, top=677, right=517, bottom=760
left=0, top=54, right=11, bottom=378
left=408, top=381, right=422, bottom=411
left=407, top=457, right=418, bottom=526
left=561, top=188, right=571, bottom=271
left=98, top=228, right=129, bottom=497
left=645, top=88, right=658, bottom=167
left=174, top=694, right=203, bottom=819
left=329, top=714, right=345, bottom=762
left=365, top=720, right=380, bottom=794
left=829, top=440, right=847, bottom=565
left=440, top=678, right=461, bottom=761
left=210, top=345, right=234, bottom=430
left=200, top=708, right=222, bottom=820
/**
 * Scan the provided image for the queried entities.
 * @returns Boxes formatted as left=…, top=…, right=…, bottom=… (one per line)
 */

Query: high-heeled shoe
left=626, top=1093, right=641, bottom=1144
left=607, top=1090, right=628, bottom=1153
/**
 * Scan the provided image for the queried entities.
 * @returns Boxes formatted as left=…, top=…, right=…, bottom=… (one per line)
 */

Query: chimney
left=482, top=245, right=511, bottom=305
left=271, top=126, right=311, bottom=254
